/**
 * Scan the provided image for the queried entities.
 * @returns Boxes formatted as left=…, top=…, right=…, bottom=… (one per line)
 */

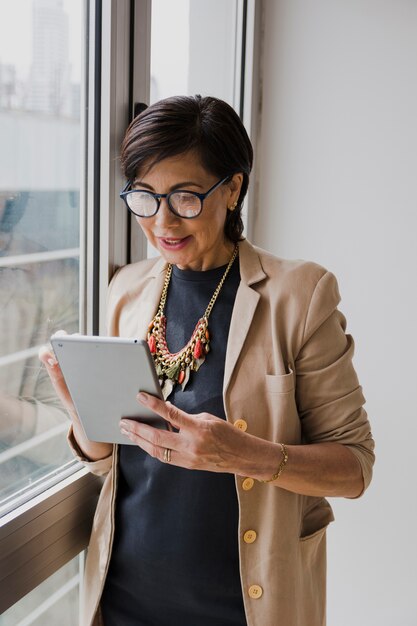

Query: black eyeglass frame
left=119, top=175, right=232, bottom=219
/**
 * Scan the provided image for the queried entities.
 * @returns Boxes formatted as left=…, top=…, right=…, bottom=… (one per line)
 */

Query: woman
left=41, top=95, right=375, bottom=626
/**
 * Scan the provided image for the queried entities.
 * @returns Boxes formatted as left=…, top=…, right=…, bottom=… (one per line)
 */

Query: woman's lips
left=158, top=236, right=191, bottom=251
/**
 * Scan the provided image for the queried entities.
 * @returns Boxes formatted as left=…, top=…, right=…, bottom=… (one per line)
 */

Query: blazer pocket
left=299, top=523, right=329, bottom=544
left=265, top=366, right=295, bottom=394
left=299, top=503, right=333, bottom=568
left=298, top=523, right=328, bottom=575
left=299, top=498, right=334, bottom=541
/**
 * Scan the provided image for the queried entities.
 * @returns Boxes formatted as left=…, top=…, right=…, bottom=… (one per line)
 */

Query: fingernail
left=38, top=345, right=53, bottom=361
left=138, top=392, right=148, bottom=403
left=47, top=357, right=58, bottom=367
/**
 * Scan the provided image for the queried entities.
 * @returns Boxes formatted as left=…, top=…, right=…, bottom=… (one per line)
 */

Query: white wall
left=255, top=1, right=417, bottom=624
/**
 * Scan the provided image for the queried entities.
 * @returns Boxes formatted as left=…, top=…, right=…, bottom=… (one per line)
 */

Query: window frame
left=0, top=0, right=261, bottom=614
left=241, top=0, right=263, bottom=240
left=0, top=468, right=102, bottom=612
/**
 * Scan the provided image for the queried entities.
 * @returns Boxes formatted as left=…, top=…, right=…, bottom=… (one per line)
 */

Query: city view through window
left=0, top=0, right=82, bottom=506
left=0, top=2, right=84, bottom=621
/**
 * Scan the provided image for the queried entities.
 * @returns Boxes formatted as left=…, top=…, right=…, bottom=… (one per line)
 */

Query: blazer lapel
left=133, top=257, right=167, bottom=340
left=223, top=240, right=266, bottom=395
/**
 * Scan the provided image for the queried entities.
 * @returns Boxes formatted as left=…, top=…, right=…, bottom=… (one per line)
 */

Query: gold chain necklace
left=147, top=244, right=239, bottom=399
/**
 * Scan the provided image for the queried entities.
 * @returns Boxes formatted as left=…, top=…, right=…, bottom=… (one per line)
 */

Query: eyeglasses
left=120, top=175, right=231, bottom=219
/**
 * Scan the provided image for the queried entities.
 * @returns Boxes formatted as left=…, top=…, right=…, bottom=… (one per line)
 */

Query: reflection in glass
left=0, top=253, right=79, bottom=501
left=0, top=0, right=82, bottom=503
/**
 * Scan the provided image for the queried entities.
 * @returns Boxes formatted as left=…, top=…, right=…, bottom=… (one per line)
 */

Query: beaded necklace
left=147, top=244, right=239, bottom=399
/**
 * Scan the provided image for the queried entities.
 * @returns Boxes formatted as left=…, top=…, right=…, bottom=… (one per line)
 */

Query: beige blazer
left=69, top=239, right=374, bottom=626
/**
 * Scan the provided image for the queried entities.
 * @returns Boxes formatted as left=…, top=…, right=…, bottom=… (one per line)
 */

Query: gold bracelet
left=260, top=443, right=289, bottom=483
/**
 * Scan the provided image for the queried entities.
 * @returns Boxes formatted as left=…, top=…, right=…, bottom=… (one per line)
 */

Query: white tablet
left=50, top=334, right=168, bottom=445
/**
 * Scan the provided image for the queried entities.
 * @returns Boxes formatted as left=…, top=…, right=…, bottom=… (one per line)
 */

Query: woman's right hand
left=39, top=340, right=113, bottom=461
left=38, top=343, right=77, bottom=416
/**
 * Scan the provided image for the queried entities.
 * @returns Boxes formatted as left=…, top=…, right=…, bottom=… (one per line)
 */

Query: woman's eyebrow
left=132, top=180, right=204, bottom=191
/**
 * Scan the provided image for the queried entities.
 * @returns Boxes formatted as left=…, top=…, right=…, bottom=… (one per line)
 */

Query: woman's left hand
left=119, top=392, right=272, bottom=477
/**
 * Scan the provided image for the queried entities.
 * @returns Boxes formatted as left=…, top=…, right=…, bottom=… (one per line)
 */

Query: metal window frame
left=234, top=0, right=263, bottom=241
left=242, top=0, right=263, bottom=241
left=0, top=468, right=102, bottom=613
left=128, top=0, right=151, bottom=264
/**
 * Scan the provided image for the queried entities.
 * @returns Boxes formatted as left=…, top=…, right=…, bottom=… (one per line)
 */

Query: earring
left=228, top=201, right=238, bottom=211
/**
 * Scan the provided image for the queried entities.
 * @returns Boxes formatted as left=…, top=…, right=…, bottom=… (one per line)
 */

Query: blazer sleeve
left=67, top=423, right=113, bottom=477
left=294, top=271, right=375, bottom=497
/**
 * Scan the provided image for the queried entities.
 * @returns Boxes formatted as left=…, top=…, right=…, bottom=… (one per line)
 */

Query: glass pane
left=0, top=0, right=84, bottom=503
left=0, top=556, right=80, bottom=626
left=150, top=0, right=239, bottom=105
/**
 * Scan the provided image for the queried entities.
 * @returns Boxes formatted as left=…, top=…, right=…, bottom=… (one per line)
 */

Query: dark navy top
left=101, top=257, right=247, bottom=626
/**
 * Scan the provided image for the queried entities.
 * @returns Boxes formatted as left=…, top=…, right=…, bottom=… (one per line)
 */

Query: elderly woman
left=41, top=95, right=374, bottom=626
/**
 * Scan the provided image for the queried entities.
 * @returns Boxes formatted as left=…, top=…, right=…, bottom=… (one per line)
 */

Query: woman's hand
left=119, top=392, right=276, bottom=477
left=39, top=341, right=113, bottom=461
left=121, top=392, right=364, bottom=497
left=38, top=344, right=77, bottom=417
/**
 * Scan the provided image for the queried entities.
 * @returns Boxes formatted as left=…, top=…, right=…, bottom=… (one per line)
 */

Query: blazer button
left=248, top=584, right=263, bottom=599
left=234, top=419, right=248, bottom=432
left=242, top=477, right=254, bottom=491
left=243, top=530, right=257, bottom=544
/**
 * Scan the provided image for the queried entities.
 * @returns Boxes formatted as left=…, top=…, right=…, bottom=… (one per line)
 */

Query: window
left=151, top=0, right=244, bottom=106
left=134, top=0, right=257, bottom=260
left=0, top=0, right=260, bottom=619
left=1, top=0, right=135, bottom=614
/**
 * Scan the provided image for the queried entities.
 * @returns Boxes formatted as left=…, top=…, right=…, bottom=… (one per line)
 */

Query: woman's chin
left=156, top=240, right=196, bottom=269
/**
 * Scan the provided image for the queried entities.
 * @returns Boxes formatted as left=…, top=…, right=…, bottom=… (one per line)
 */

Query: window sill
left=0, top=467, right=102, bottom=613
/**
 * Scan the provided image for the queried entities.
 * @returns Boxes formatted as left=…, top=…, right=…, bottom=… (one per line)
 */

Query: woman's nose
left=154, top=197, right=180, bottom=228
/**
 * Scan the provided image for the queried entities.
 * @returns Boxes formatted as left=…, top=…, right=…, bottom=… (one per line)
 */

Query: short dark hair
left=120, top=95, right=253, bottom=243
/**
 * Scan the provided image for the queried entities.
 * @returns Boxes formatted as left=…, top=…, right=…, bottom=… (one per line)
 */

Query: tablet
left=50, top=334, right=168, bottom=445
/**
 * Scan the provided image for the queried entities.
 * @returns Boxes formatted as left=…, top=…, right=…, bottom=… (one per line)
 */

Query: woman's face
left=132, top=152, right=242, bottom=271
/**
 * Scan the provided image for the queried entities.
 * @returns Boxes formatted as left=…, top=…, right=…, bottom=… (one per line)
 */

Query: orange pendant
left=193, top=339, right=204, bottom=359
left=148, top=335, right=156, bottom=354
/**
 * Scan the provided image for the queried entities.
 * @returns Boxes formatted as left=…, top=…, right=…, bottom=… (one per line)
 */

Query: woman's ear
left=227, top=173, right=244, bottom=208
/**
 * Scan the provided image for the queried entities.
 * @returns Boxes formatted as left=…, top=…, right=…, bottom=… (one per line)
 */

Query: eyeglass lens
left=126, top=192, right=157, bottom=217
left=126, top=191, right=201, bottom=218
left=169, top=192, right=200, bottom=217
